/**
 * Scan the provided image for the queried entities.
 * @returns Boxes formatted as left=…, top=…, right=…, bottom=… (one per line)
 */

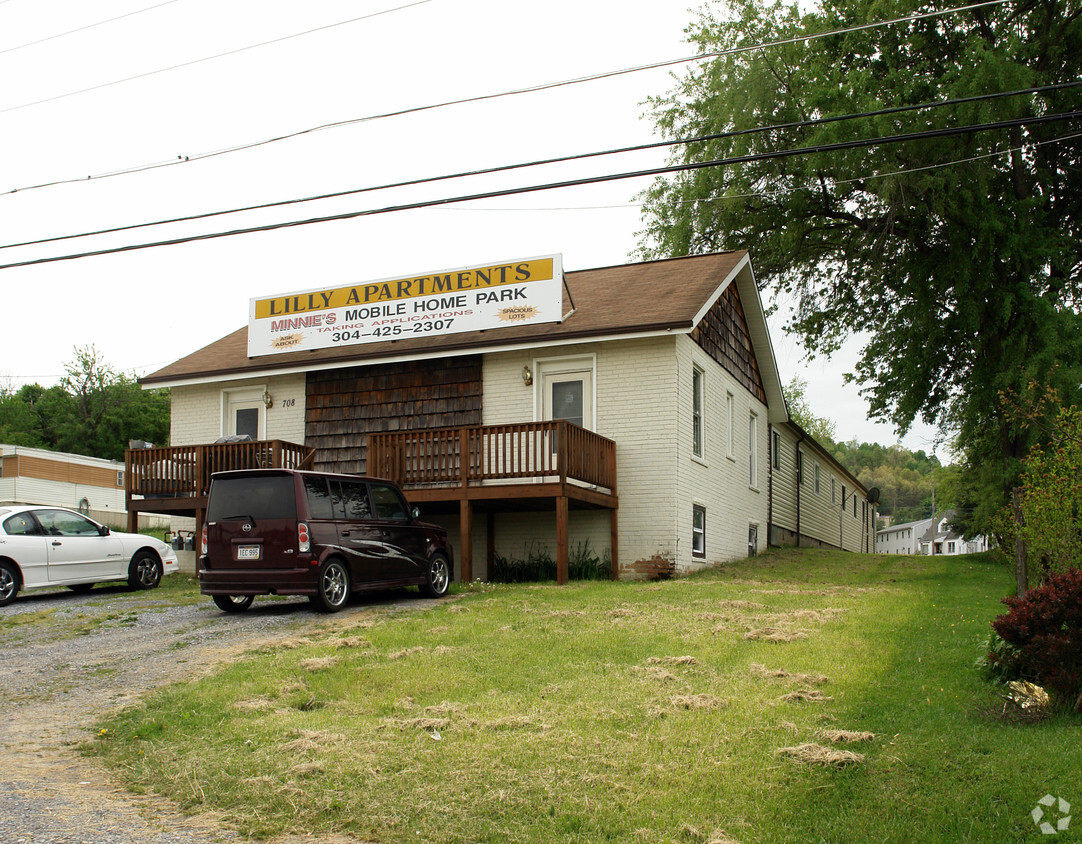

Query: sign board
left=247, top=255, right=563, bottom=357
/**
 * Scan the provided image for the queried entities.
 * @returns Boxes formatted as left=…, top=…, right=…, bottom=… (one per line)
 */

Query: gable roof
left=141, top=251, right=787, bottom=419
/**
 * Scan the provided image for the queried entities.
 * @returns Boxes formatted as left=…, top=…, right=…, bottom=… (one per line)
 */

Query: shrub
left=489, top=540, right=610, bottom=583
left=988, top=568, right=1082, bottom=711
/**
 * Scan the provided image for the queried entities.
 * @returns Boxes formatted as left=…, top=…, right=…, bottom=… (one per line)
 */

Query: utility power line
left=6, top=80, right=1073, bottom=251
left=1, top=108, right=1077, bottom=272
left=0, top=0, right=182, bottom=56
left=0, top=0, right=433, bottom=115
left=3, top=0, right=1012, bottom=195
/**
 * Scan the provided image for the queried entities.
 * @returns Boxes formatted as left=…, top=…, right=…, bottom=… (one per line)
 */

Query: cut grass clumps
left=776, top=743, right=865, bottom=767
left=817, top=729, right=874, bottom=743
left=86, top=547, right=1081, bottom=843
left=749, top=664, right=830, bottom=685
left=780, top=689, right=833, bottom=703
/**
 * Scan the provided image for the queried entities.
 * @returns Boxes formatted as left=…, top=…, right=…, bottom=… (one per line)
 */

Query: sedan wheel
left=128, top=551, right=162, bottom=589
left=0, top=561, right=19, bottom=607
left=310, top=559, right=350, bottom=613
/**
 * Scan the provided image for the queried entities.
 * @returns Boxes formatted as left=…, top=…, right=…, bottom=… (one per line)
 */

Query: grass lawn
left=89, top=548, right=1080, bottom=843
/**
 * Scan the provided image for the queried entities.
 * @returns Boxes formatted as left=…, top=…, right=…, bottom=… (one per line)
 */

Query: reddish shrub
left=990, top=569, right=1082, bottom=710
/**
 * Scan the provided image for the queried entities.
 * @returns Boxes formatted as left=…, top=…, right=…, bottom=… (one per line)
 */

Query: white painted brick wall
left=483, top=338, right=680, bottom=576
left=673, top=335, right=769, bottom=572
left=170, top=374, right=307, bottom=446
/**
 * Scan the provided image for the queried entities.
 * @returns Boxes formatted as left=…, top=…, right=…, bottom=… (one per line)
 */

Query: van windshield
left=207, top=474, right=296, bottom=521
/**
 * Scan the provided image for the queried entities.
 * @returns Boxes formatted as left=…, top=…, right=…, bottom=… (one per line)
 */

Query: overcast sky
left=0, top=0, right=943, bottom=455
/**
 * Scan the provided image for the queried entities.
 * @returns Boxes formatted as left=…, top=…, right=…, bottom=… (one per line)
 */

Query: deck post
left=486, top=512, right=495, bottom=576
left=459, top=498, right=473, bottom=583
left=556, top=495, right=569, bottom=585
left=610, top=509, right=619, bottom=580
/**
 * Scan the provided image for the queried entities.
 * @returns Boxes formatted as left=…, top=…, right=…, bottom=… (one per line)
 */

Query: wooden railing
left=125, top=440, right=315, bottom=500
left=368, top=421, right=616, bottom=492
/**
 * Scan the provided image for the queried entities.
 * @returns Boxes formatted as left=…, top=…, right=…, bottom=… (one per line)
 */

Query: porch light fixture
left=262, top=389, right=273, bottom=408
left=521, top=365, right=533, bottom=386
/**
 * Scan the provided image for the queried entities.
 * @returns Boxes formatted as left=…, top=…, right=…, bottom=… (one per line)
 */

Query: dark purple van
left=199, top=469, right=453, bottom=612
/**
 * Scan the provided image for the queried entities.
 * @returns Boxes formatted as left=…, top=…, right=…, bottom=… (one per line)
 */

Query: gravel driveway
left=1, top=578, right=437, bottom=843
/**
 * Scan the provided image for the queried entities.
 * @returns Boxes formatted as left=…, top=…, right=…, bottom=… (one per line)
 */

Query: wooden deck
left=368, top=421, right=618, bottom=583
left=124, top=423, right=617, bottom=585
left=124, top=440, right=315, bottom=531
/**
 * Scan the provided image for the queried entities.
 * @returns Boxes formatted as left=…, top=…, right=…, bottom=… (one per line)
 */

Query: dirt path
left=0, top=582, right=431, bottom=843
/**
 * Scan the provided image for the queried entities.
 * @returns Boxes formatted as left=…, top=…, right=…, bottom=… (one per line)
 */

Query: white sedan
left=0, top=505, right=179, bottom=606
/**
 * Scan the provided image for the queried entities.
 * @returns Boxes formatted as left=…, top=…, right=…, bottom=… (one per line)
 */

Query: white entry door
left=541, top=364, right=593, bottom=430
left=223, top=388, right=265, bottom=440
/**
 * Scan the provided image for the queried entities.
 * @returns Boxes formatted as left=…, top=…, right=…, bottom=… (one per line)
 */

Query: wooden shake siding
left=305, top=357, right=483, bottom=475
left=690, top=284, right=767, bottom=404
left=3, top=455, right=122, bottom=488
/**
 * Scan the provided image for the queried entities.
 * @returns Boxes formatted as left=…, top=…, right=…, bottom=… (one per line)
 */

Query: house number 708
left=280, top=398, right=296, bottom=407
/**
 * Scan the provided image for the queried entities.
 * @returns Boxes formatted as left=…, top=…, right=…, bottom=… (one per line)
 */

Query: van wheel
left=128, top=551, right=162, bottom=589
left=0, top=560, right=19, bottom=607
left=213, top=594, right=254, bottom=613
left=310, top=559, right=350, bottom=613
left=420, top=554, right=450, bottom=598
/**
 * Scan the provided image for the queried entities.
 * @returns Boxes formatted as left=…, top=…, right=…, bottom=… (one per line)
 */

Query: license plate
left=237, top=546, right=260, bottom=560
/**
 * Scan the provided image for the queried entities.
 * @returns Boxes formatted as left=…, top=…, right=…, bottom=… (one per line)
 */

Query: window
left=726, top=392, right=734, bottom=457
left=116, top=470, right=124, bottom=487
left=814, top=463, right=821, bottom=494
left=841, top=484, right=847, bottom=509
left=692, top=506, right=706, bottom=557
left=303, top=476, right=335, bottom=520
left=831, top=478, right=836, bottom=504
left=748, top=413, right=758, bottom=487
left=748, top=525, right=758, bottom=557
left=771, top=430, right=780, bottom=470
left=35, top=509, right=102, bottom=537
left=692, top=366, right=704, bottom=459
left=4, top=512, right=40, bottom=536
left=853, top=494, right=857, bottom=517
left=371, top=483, right=410, bottom=521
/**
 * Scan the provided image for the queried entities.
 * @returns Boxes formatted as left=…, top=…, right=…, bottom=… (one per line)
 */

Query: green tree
left=993, top=406, right=1082, bottom=586
left=637, top=0, right=1082, bottom=537
left=783, top=374, right=836, bottom=446
left=0, top=347, right=169, bottom=461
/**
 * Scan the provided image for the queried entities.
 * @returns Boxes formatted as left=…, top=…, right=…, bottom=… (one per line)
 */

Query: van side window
left=370, top=483, right=409, bottom=520
left=303, top=476, right=334, bottom=520
left=335, top=480, right=372, bottom=520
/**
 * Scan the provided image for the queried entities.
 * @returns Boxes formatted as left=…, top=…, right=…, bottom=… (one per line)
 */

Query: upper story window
left=726, top=392, right=734, bottom=458
left=692, top=366, right=704, bottom=459
left=748, top=412, right=758, bottom=487
left=831, top=477, right=836, bottom=504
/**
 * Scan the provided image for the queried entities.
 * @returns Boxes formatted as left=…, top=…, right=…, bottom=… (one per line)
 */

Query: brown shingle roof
left=142, top=251, right=748, bottom=385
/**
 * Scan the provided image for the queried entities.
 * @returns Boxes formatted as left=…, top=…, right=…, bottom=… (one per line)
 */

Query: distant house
left=876, top=512, right=990, bottom=556
left=918, top=513, right=991, bottom=556
left=133, top=252, right=878, bottom=580
left=875, top=518, right=932, bottom=555
left=0, top=444, right=130, bottom=528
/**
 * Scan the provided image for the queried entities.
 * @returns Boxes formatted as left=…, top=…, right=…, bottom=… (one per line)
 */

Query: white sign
left=248, top=255, right=563, bottom=357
